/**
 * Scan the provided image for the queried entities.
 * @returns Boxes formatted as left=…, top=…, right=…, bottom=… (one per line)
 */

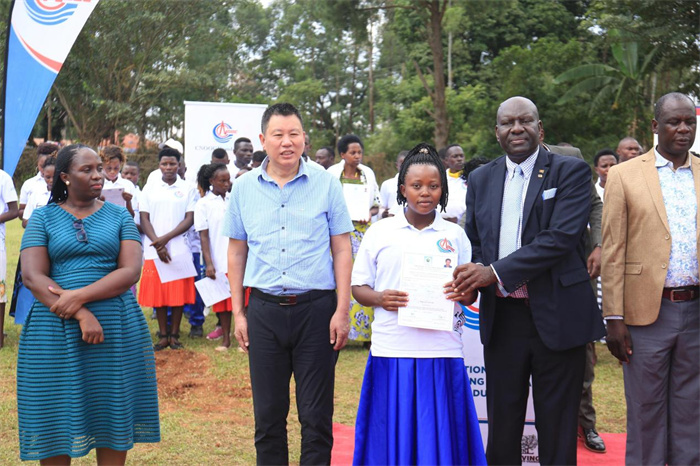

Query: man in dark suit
left=452, top=96, right=605, bottom=465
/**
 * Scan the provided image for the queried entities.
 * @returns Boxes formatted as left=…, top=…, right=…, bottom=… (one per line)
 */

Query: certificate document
left=195, top=273, right=231, bottom=307
left=398, top=251, right=458, bottom=331
left=342, top=183, right=371, bottom=222
left=102, top=187, right=125, bottom=207
left=154, top=253, right=197, bottom=283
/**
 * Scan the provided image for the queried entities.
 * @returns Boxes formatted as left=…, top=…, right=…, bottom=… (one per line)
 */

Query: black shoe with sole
left=582, top=428, right=606, bottom=453
left=189, top=325, right=203, bottom=338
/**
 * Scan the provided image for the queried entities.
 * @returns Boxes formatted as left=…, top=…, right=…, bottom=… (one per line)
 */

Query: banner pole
left=0, top=0, right=16, bottom=171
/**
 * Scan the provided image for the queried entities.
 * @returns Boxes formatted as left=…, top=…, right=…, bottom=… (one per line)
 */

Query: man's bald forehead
left=497, top=96, right=539, bottom=122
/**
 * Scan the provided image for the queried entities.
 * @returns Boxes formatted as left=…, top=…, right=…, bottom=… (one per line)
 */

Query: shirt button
left=282, top=249, right=285, bottom=252
left=662, top=264, right=667, bottom=269
left=281, top=226, right=285, bottom=230
left=665, top=234, right=670, bottom=240
left=282, top=271, right=286, bottom=275
left=281, top=204, right=285, bottom=208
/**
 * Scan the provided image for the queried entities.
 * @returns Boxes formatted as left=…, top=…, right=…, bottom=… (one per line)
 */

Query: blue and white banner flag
left=3, top=0, right=99, bottom=175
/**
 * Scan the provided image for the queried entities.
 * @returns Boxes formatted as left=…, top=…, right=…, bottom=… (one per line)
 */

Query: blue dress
left=17, top=202, right=160, bottom=460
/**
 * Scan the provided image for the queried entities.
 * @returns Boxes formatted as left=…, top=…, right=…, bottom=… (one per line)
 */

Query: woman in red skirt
left=194, top=163, right=233, bottom=351
left=139, top=147, right=198, bottom=350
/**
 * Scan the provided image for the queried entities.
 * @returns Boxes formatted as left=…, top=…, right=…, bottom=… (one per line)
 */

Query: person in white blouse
left=18, top=142, right=58, bottom=220
left=22, top=157, right=55, bottom=228
left=378, top=150, right=407, bottom=218
left=100, top=145, right=135, bottom=218
left=139, top=148, right=198, bottom=351
left=194, top=163, right=232, bottom=351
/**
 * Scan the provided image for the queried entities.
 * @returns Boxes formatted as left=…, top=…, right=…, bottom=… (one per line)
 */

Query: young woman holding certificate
left=350, top=143, right=486, bottom=465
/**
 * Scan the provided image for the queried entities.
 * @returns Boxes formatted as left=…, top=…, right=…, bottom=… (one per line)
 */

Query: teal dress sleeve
left=20, top=207, right=48, bottom=250
left=118, top=206, right=141, bottom=243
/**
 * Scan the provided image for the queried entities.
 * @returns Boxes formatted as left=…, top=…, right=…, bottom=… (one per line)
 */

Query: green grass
left=0, top=217, right=625, bottom=464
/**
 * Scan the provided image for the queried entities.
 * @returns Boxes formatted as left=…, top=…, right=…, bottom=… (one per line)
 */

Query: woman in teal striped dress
left=18, top=144, right=160, bottom=464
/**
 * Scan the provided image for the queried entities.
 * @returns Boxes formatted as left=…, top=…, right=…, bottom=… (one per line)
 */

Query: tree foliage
left=3, top=0, right=697, bottom=182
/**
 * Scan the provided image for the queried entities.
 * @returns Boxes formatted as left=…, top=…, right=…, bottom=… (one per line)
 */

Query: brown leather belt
left=250, top=288, right=334, bottom=306
left=662, top=286, right=700, bottom=303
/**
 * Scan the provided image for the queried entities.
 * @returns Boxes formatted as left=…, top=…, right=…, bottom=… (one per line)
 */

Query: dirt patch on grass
left=155, top=349, right=251, bottom=424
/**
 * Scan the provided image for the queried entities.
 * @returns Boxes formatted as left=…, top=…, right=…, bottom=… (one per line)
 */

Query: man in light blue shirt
left=225, top=102, right=353, bottom=465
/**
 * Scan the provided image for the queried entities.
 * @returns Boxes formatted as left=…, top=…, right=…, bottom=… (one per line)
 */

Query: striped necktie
left=499, top=165, right=525, bottom=259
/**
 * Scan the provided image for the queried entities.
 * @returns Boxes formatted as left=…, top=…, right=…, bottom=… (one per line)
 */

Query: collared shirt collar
left=204, top=189, right=229, bottom=201
left=395, top=207, right=450, bottom=232
left=504, top=147, right=539, bottom=180
left=259, top=156, right=308, bottom=184
left=157, top=175, right=186, bottom=189
left=654, top=147, right=691, bottom=170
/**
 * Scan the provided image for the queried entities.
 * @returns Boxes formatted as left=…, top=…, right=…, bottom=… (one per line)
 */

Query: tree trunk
left=426, top=0, right=449, bottom=149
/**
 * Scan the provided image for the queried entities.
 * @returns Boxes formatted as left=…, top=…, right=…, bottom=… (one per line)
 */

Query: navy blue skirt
left=353, top=354, right=486, bottom=465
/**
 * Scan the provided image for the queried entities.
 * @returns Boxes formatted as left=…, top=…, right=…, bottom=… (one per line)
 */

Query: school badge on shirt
left=437, top=238, right=455, bottom=253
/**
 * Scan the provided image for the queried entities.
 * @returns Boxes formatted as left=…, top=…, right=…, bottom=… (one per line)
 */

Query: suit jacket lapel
left=692, top=155, right=700, bottom=243
left=522, top=147, right=549, bottom=225
left=640, top=149, right=670, bottom=233
left=489, top=157, right=507, bottom=254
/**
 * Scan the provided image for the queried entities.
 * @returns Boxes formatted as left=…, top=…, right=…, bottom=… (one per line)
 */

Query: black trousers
left=484, top=297, right=586, bottom=466
left=247, top=291, right=338, bottom=466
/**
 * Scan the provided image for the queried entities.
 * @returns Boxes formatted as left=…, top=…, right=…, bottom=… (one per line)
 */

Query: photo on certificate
left=398, top=251, right=458, bottom=331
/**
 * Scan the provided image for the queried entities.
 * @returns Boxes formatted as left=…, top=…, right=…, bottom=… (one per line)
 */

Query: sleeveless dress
left=17, top=202, right=160, bottom=460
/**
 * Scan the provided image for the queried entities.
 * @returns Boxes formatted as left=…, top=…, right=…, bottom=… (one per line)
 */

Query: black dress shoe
left=189, top=325, right=203, bottom=338
left=583, top=428, right=606, bottom=453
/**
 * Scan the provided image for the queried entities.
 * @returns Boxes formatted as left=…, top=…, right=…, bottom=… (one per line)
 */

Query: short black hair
left=318, top=146, right=335, bottom=158
left=37, top=142, right=59, bottom=156
left=234, top=137, right=252, bottom=151
left=252, top=150, right=267, bottom=163
left=654, top=92, right=695, bottom=121
left=158, top=147, right=181, bottom=162
left=337, top=134, right=363, bottom=155
left=261, top=103, right=303, bottom=134
left=124, top=161, right=140, bottom=170
left=212, top=148, right=228, bottom=160
left=397, top=142, right=448, bottom=212
left=461, top=156, right=490, bottom=181
left=444, top=143, right=462, bottom=154
left=43, top=156, right=57, bottom=170
left=594, top=148, right=618, bottom=166
left=101, top=144, right=126, bottom=164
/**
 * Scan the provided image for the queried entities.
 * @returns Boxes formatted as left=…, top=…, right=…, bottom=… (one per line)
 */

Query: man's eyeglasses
left=73, top=220, right=88, bottom=243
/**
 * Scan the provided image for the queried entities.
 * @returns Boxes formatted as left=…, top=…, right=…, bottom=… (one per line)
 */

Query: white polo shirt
left=443, top=171, right=468, bottom=222
left=139, top=177, right=197, bottom=260
left=351, top=208, right=471, bottom=358
left=19, top=172, right=43, bottom=205
left=103, top=173, right=134, bottom=208
left=379, top=173, right=399, bottom=212
left=194, top=190, right=230, bottom=275
left=23, top=190, right=50, bottom=223
left=0, top=170, right=17, bottom=245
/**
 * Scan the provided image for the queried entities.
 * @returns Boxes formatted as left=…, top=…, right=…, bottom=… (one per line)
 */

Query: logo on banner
left=460, top=303, right=480, bottom=330
left=212, top=121, right=238, bottom=143
left=25, top=0, right=81, bottom=26
left=437, top=238, right=455, bottom=253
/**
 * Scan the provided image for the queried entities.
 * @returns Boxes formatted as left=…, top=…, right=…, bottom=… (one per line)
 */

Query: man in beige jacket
left=602, top=92, right=699, bottom=465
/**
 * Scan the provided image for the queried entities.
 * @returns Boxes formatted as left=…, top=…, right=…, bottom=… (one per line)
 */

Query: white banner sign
left=461, top=296, right=540, bottom=465
left=183, top=101, right=267, bottom=182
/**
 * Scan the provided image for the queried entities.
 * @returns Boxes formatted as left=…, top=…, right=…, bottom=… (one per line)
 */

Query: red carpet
left=331, top=423, right=626, bottom=465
